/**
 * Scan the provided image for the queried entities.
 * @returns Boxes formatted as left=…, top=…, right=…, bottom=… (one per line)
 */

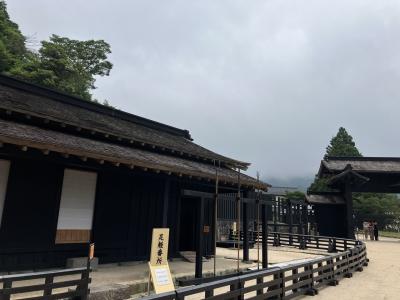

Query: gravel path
left=302, top=237, right=400, bottom=300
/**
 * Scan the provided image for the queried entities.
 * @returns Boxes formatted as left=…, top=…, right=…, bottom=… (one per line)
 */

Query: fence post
left=256, top=275, right=263, bottom=296
left=305, top=262, right=318, bottom=296
left=43, top=275, right=54, bottom=297
left=328, top=238, right=337, bottom=253
left=344, top=251, right=353, bottom=278
left=328, top=258, right=338, bottom=286
left=1, top=279, right=12, bottom=300
left=273, top=232, right=279, bottom=247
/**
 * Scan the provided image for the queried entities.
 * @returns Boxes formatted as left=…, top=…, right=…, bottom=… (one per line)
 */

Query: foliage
left=285, top=191, right=305, bottom=200
left=353, top=193, right=400, bottom=229
left=0, top=1, right=26, bottom=72
left=1, top=1, right=112, bottom=102
left=9, top=35, right=112, bottom=100
left=308, top=177, right=335, bottom=193
left=309, top=127, right=362, bottom=193
left=324, top=127, right=362, bottom=159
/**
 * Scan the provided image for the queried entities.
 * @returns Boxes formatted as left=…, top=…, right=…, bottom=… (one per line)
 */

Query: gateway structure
left=0, top=75, right=268, bottom=271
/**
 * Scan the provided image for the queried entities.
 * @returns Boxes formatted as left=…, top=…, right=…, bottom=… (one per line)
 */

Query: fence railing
left=142, top=232, right=368, bottom=300
left=230, top=230, right=357, bottom=252
left=0, top=266, right=91, bottom=300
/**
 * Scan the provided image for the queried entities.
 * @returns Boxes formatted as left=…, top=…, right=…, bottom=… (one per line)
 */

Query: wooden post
left=243, top=202, right=249, bottom=262
left=344, top=181, right=355, bottom=239
left=236, top=169, right=241, bottom=273
left=195, top=197, right=205, bottom=278
left=162, top=179, right=170, bottom=227
left=288, top=200, right=293, bottom=245
left=273, top=198, right=278, bottom=232
left=261, top=203, right=268, bottom=268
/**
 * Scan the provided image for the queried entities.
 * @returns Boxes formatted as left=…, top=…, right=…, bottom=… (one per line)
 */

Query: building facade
left=0, top=75, right=267, bottom=271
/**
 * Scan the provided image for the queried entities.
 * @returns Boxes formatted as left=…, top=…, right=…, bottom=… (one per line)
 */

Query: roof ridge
left=326, top=156, right=400, bottom=161
left=0, top=73, right=192, bottom=140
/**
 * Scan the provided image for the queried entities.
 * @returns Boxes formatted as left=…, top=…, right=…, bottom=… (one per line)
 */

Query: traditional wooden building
left=310, top=156, right=400, bottom=238
left=0, top=75, right=268, bottom=271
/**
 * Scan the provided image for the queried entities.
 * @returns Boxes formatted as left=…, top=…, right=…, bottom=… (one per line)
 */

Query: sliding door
left=56, top=169, right=97, bottom=244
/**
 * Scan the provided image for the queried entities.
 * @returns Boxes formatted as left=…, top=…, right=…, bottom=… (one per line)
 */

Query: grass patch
left=379, top=231, right=400, bottom=239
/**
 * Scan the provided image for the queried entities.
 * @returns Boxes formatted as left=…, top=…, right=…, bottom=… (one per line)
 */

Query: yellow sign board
left=148, top=228, right=174, bottom=294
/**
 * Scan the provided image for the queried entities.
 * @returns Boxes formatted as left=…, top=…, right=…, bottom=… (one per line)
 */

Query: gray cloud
left=7, top=0, right=400, bottom=180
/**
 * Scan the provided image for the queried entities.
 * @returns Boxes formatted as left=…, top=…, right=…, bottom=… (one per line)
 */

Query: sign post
left=148, top=228, right=174, bottom=294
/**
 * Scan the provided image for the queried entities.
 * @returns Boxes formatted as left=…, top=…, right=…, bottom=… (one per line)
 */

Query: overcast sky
left=7, top=0, right=400, bottom=182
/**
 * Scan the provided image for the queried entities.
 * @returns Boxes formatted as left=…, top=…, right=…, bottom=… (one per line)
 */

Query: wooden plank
left=55, top=229, right=91, bottom=244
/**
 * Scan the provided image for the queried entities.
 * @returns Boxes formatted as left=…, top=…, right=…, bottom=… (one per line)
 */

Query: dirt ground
left=301, top=237, right=400, bottom=300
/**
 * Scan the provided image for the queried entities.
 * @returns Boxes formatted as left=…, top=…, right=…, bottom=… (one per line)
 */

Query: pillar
left=243, top=202, right=249, bottom=262
left=261, top=203, right=268, bottom=268
left=195, top=197, right=204, bottom=278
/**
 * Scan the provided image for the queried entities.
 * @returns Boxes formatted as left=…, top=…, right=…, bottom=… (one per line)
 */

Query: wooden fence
left=0, top=266, right=90, bottom=300
left=142, top=232, right=368, bottom=300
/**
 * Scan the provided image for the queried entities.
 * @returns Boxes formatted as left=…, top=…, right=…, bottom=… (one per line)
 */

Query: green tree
left=0, top=1, right=113, bottom=102
left=353, top=193, right=400, bottom=229
left=324, top=127, right=362, bottom=159
left=309, top=127, right=361, bottom=192
left=285, top=191, right=305, bottom=200
left=10, top=35, right=112, bottom=100
left=0, top=0, right=27, bottom=72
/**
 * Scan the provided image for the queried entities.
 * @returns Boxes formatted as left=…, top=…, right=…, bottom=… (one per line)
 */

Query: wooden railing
left=230, top=230, right=357, bottom=251
left=140, top=232, right=368, bottom=300
left=0, top=267, right=91, bottom=300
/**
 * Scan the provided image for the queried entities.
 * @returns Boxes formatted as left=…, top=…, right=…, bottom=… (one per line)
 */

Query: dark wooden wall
left=0, top=154, right=212, bottom=271
left=314, top=204, right=347, bottom=238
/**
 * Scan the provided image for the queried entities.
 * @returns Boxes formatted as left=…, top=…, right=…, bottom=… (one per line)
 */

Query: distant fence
left=230, top=230, right=356, bottom=252
left=142, top=232, right=368, bottom=300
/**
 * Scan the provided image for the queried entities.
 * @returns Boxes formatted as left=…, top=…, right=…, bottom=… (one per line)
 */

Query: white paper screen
left=57, top=169, right=97, bottom=230
left=0, top=159, right=10, bottom=228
